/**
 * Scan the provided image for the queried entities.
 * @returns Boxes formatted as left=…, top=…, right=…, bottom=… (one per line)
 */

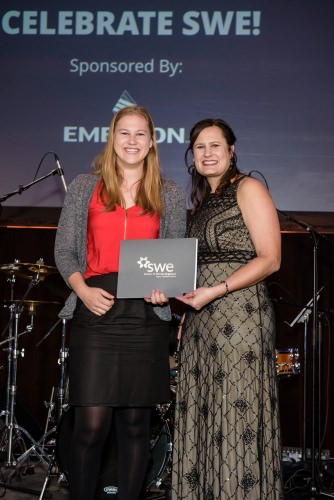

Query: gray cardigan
left=54, top=174, right=186, bottom=320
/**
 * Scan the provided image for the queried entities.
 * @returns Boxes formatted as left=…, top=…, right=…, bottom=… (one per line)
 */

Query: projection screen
left=1, top=1, right=333, bottom=212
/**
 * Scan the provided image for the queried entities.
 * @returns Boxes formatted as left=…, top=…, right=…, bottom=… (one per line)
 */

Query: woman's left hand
left=144, top=289, right=169, bottom=306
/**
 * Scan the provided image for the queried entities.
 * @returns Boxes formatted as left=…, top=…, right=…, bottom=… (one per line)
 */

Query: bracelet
left=222, top=280, right=229, bottom=296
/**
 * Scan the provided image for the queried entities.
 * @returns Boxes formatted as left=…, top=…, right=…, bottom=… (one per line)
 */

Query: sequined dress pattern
left=171, top=179, right=282, bottom=499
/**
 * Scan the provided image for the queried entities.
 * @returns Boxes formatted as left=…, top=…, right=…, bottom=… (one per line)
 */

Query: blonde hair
left=93, top=105, right=162, bottom=216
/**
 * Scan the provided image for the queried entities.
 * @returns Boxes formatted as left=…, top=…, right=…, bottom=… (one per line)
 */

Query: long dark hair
left=185, top=118, right=240, bottom=212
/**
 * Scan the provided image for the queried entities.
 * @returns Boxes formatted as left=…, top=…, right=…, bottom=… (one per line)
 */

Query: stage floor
left=0, top=458, right=171, bottom=500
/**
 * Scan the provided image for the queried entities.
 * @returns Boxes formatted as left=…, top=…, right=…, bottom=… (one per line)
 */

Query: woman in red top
left=55, top=106, right=186, bottom=500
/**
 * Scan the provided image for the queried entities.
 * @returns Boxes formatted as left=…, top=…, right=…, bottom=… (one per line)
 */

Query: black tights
left=69, top=406, right=151, bottom=500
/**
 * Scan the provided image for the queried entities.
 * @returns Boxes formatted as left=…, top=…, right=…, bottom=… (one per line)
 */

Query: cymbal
left=20, top=263, right=58, bottom=278
left=0, top=260, right=58, bottom=281
left=0, top=262, right=22, bottom=274
left=4, top=299, right=61, bottom=314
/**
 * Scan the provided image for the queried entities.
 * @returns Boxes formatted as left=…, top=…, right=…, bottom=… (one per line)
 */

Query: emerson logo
left=137, top=256, right=176, bottom=278
left=63, top=90, right=186, bottom=144
left=112, top=89, right=136, bottom=112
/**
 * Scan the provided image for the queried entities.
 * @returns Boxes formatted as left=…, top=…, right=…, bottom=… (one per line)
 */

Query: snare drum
left=56, top=406, right=172, bottom=498
left=276, top=348, right=300, bottom=377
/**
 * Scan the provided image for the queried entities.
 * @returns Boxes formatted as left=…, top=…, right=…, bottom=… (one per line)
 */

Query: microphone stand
left=285, top=297, right=312, bottom=462
left=0, top=154, right=67, bottom=495
left=0, top=167, right=65, bottom=204
left=278, top=210, right=334, bottom=498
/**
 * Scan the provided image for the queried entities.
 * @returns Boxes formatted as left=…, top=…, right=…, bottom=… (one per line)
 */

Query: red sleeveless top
left=84, top=183, right=160, bottom=278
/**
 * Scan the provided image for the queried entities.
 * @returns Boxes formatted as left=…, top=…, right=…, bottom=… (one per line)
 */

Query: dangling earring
left=229, top=155, right=234, bottom=170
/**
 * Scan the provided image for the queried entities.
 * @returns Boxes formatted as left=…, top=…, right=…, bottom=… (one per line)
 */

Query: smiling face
left=113, top=113, right=153, bottom=171
left=193, top=125, right=234, bottom=191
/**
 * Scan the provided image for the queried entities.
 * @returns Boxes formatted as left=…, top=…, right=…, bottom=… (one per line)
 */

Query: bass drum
left=56, top=406, right=172, bottom=498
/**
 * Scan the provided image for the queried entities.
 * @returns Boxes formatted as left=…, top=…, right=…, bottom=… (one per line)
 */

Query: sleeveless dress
left=171, top=178, right=283, bottom=499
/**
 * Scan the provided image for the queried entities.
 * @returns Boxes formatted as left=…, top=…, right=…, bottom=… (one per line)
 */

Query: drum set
left=0, top=258, right=303, bottom=498
left=0, top=259, right=177, bottom=499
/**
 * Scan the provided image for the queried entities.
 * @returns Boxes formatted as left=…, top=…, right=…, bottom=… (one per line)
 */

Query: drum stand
left=0, top=272, right=53, bottom=496
left=36, top=318, right=69, bottom=499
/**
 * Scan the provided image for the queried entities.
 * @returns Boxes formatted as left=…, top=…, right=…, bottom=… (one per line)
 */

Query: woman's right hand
left=80, top=286, right=114, bottom=316
left=68, top=272, right=114, bottom=316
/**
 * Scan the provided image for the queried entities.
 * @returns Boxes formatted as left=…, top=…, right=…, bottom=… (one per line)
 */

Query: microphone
left=54, top=154, right=67, bottom=192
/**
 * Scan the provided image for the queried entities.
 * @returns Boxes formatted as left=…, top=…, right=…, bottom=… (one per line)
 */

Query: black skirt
left=68, top=273, right=171, bottom=406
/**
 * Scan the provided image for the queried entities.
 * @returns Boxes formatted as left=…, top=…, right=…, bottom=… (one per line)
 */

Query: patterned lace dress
left=171, top=178, right=283, bottom=499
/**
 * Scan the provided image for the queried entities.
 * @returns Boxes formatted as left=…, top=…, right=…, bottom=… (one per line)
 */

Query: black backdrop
left=0, top=224, right=334, bottom=457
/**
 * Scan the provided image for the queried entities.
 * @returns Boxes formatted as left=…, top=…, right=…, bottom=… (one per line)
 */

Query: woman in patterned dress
left=172, top=118, right=283, bottom=499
